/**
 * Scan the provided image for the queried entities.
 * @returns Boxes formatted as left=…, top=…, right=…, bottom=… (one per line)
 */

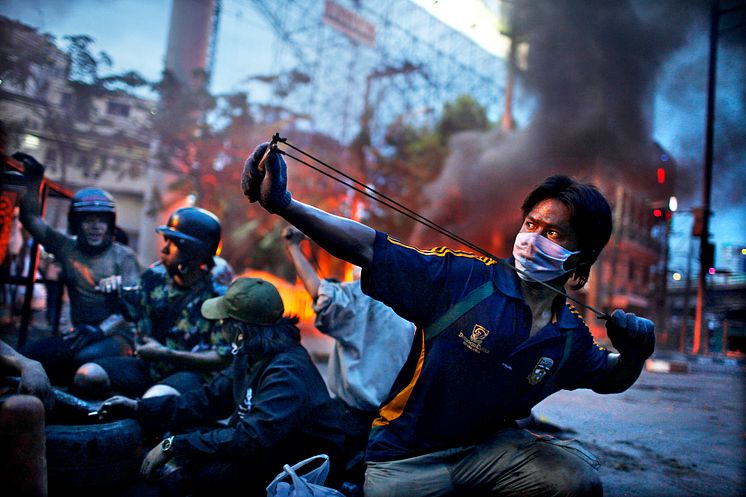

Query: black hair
left=223, top=315, right=301, bottom=363
left=521, top=175, right=612, bottom=290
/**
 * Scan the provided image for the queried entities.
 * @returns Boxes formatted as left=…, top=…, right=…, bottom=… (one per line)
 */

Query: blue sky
left=3, top=0, right=744, bottom=266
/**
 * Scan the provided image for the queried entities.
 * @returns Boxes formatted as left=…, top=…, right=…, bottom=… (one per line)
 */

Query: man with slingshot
left=241, top=138, right=655, bottom=497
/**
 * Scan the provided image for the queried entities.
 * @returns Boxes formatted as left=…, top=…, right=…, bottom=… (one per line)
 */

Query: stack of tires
left=46, top=418, right=142, bottom=496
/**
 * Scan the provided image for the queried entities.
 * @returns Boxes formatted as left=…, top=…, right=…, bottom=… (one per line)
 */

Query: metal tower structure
left=246, top=0, right=508, bottom=145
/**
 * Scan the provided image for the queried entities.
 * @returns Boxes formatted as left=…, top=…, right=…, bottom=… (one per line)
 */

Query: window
left=106, top=101, right=130, bottom=118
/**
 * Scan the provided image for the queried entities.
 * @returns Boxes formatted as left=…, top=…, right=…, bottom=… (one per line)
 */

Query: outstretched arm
left=282, top=227, right=322, bottom=299
left=594, top=353, right=644, bottom=394
left=135, top=336, right=231, bottom=372
left=282, top=200, right=375, bottom=267
left=242, top=143, right=375, bottom=267
left=14, top=152, right=65, bottom=249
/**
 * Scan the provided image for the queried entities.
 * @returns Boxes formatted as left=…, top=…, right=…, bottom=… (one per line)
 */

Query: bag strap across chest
left=423, top=280, right=497, bottom=342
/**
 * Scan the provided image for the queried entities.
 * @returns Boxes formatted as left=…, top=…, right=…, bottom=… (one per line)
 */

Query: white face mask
left=512, top=232, right=580, bottom=282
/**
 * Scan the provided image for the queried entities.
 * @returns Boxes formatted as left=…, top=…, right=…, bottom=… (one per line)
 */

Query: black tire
left=46, top=418, right=142, bottom=496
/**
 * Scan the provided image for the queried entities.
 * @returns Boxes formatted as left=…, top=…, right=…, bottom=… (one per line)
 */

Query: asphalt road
left=532, top=357, right=746, bottom=497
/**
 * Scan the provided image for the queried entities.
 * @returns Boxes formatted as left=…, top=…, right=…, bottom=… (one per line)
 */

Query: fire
left=237, top=269, right=315, bottom=323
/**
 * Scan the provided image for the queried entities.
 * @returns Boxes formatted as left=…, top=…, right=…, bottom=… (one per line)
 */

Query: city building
left=569, top=146, right=677, bottom=344
left=0, top=16, right=156, bottom=259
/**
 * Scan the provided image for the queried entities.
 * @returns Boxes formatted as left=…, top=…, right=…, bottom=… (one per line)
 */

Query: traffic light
left=650, top=200, right=672, bottom=224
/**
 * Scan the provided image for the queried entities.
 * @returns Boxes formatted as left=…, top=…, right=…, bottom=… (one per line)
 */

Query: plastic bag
left=266, top=454, right=344, bottom=497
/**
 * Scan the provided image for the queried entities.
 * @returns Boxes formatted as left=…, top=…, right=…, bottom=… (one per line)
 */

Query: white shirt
left=313, top=279, right=415, bottom=412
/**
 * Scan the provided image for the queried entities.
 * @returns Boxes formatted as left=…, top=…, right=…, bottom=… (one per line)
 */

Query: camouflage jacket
left=129, top=262, right=232, bottom=380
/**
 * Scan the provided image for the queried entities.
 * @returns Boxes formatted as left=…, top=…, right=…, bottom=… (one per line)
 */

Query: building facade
left=0, top=16, right=156, bottom=261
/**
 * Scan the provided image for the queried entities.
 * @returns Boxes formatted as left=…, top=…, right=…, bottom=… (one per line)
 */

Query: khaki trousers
left=365, top=427, right=602, bottom=497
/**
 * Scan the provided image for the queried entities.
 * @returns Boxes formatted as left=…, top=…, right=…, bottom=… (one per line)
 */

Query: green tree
left=365, top=95, right=491, bottom=239
left=437, top=94, right=490, bottom=143
left=0, top=17, right=55, bottom=90
left=63, top=35, right=147, bottom=120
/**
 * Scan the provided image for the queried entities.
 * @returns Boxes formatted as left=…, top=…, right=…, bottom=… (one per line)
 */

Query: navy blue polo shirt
left=361, top=232, right=610, bottom=462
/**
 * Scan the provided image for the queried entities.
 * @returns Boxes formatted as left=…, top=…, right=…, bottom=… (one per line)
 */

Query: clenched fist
left=606, top=309, right=655, bottom=361
left=241, top=142, right=292, bottom=213
left=12, top=152, right=46, bottom=180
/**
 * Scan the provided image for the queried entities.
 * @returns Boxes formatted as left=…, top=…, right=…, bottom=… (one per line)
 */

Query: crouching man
left=242, top=142, right=656, bottom=497
left=99, top=277, right=344, bottom=496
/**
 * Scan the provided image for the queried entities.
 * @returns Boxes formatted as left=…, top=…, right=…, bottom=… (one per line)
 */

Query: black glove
left=241, top=142, right=267, bottom=203
left=63, top=325, right=105, bottom=353
left=606, top=309, right=655, bottom=361
left=241, top=142, right=292, bottom=213
left=12, top=152, right=46, bottom=179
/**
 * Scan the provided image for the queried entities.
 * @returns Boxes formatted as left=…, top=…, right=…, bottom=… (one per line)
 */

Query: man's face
left=519, top=198, right=580, bottom=253
left=79, top=214, right=110, bottom=247
left=160, top=236, right=185, bottom=276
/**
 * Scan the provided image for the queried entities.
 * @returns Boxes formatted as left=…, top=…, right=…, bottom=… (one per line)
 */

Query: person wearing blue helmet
left=75, top=206, right=234, bottom=399
left=14, top=152, right=141, bottom=389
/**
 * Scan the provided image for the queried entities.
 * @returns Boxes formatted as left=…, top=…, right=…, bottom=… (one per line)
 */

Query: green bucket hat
left=201, top=277, right=284, bottom=325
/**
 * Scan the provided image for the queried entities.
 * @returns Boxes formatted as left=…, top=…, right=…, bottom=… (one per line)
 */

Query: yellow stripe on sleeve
left=386, top=236, right=497, bottom=266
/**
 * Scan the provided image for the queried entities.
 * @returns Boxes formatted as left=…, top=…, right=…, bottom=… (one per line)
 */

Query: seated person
left=74, top=207, right=234, bottom=398
left=283, top=226, right=414, bottom=482
left=14, top=152, right=140, bottom=386
left=1, top=338, right=53, bottom=496
left=99, top=277, right=344, bottom=497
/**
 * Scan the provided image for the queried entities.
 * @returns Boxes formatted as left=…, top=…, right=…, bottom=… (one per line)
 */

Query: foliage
left=363, top=95, right=490, bottom=239
left=437, top=94, right=490, bottom=143
left=0, top=17, right=56, bottom=90
left=61, top=35, right=148, bottom=120
left=1, top=20, right=150, bottom=189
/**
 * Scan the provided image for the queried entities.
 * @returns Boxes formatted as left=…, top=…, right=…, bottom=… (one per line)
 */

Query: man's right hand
left=99, top=395, right=138, bottom=420
left=96, top=275, right=123, bottom=294
left=241, top=142, right=292, bottom=213
left=134, top=336, right=170, bottom=361
left=12, top=152, right=45, bottom=179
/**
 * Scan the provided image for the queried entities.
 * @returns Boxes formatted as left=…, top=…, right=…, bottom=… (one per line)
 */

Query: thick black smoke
left=411, top=0, right=730, bottom=254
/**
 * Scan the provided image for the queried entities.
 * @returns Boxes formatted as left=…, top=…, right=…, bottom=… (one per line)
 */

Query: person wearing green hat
left=98, top=277, right=344, bottom=497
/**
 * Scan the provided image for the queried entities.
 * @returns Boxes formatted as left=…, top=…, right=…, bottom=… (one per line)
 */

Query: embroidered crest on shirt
left=458, top=324, right=491, bottom=354
left=237, top=387, right=253, bottom=419
left=527, top=357, right=554, bottom=385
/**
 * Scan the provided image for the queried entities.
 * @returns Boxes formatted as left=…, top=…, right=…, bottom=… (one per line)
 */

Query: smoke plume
left=411, top=0, right=722, bottom=254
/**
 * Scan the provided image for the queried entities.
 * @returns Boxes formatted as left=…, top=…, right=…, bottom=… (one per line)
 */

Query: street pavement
left=532, top=355, right=746, bottom=497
